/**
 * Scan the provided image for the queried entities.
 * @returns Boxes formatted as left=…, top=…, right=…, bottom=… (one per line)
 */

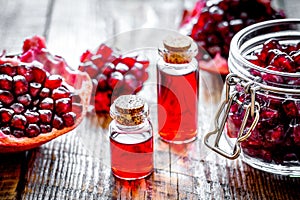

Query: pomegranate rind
left=199, top=53, right=229, bottom=75
left=0, top=55, right=92, bottom=153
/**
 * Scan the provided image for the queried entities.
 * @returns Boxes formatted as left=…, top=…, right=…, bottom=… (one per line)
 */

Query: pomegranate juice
left=110, top=130, right=153, bottom=179
left=157, top=66, right=199, bottom=143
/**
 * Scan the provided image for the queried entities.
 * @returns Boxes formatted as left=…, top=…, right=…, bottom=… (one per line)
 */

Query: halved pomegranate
left=180, top=0, right=285, bottom=75
left=0, top=36, right=92, bottom=153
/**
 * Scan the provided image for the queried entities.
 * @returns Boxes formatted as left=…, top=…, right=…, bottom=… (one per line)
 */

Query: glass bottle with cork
left=157, top=35, right=199, bottom=143
left=109, top=95, right=153, bottom=180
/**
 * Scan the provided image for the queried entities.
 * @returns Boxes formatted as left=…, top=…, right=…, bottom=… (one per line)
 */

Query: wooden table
left=1, top=0, right=300, bottom=199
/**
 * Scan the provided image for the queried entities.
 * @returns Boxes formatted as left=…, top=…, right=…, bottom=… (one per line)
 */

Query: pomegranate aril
left=102, top=63, right=115, bottom=76
left=40, top=88, right=51, bottom=99
left=55, top=98, right=72, bottom=115
left=17, top=94, right=32, bottom=107
left=0, top=74, right=12, bottom=90
left=108, top=71, right=124, bottom=89
left=96, top=74, right=108, bottom=90
left=0, top=64, right=16, bottom=76
left=115, top=63, right=129, bottom=74
left=38, top=109, right=53, bottom=123
left=121, top=57, right=136, bottom=68
left=10, top=103, right=25, bottom=114
left=1, top=126, right=11, bottom=135
left=17, top=65, right=33, bottom=82
left=96, top=44, right=113, bottom=60
left=31, top=66, right=47, bottom=83
left=44, top=75, right=63, bottom=89
left=11, top=114, right=27, bottom=130
left=52, top=86, right=70, bottom=100
left=12, top=129, right=25, bottom=138
left=29, top=82, right=42, bottom=98
left=282, top=100, right=298, bottom=118
left=270, top=53, right=295, bottom=72
left=0, top=108, right=14, bottom=123
left=39, top=97, right=54, bottom=110
left=62, top=112, right=76, bottom=127
left=53, top=115, right=64, bottom=130
left=24, top=110, right=40, bottom=123
left=13, top=75, right=28, bottom=95
left=40, top=124, right=52, bottom=133
left=26, top=124, right=41, bottom=138
left=0, top=90, right=14, bottom=105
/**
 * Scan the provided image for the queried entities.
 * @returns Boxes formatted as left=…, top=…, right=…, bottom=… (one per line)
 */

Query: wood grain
left=0, top=0, right=300, bottom=200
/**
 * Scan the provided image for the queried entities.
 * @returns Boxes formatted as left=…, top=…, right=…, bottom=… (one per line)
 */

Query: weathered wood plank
left=0, top=0, right=50, bottom=53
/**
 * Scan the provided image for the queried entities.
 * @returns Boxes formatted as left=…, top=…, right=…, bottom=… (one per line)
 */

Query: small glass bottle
left=157, top=35, right=199, bottom=143
left=109, top=95, right=153, bottom=180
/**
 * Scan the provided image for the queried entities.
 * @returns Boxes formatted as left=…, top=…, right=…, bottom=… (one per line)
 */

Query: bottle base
left=242, top=153, right=300, bottom=177
left=159, top=136, right=197, bottom=144
left=112, top=170, right=153, bottom=180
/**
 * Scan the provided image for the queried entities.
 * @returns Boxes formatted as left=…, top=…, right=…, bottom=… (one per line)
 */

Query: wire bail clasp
left=204, top=74, right=260, bottom=159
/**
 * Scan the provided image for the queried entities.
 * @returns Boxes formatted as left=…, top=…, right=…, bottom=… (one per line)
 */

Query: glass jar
left=204, top=19, right=300, bottom=176
left=109, top=95, right=153, bottom=180
left=157, top=35, right=199, bottom=143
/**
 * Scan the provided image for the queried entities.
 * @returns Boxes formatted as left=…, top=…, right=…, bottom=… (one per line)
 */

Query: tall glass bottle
left=157, top=35, right=199, bottom=143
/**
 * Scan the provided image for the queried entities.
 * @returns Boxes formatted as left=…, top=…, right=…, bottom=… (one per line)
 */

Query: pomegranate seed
left=0, top=108, right=14, bottom=123
left=26, top=124, right=41, bottom=137
left=39, top=97, right=54, bottom=110
left=55, top=98, right=72, bottom=115
left=12, top=130, right=25, bottom=138
left=31, top=66, right=47, bottom=83
left=0, top=90, right=14, bottom=105
left=10, top=103, right=25, bottom=114
left=29, top=82, right=42, bottom=98
left=17, top=94, right=32, bottom=107
left=44, top=75, right=63, bottom=89
left=0, top=64, right=16, bottom=76
left=62, top=112, right=76, bottom=127
left=282, top=100, right=298, bottom=118
left=108, top=71, right=124, bottom=89
left=1, top=126, right=11, bottom=135
left=24, top=110, right=40, bottom=123
left=13, top=75, right=28, bottom=95
left=40, top=88, right=51, bottom=99
left=96, top=74, right=108, bottom=90
left=11, top=114, right=27, bottom=130
left=115, top=63, right=130, bottom=74
left=53, top=115, right=64, bottom=130
left=52, top=86, right=71, bottom=100
left=102, top=63, right=115, bottom=76
left=96, top=44, right=113, bottom=60
left=40, top=124, right=52, bottom=133
left=38, top=110, right=53, bottom=123
left=17, top=65, right=33, bottom=82
left=121, top=57, right=136, bottom=68
left=0, top=74, right=13, bottom=90
left=91, top=55, right=105, bottom=69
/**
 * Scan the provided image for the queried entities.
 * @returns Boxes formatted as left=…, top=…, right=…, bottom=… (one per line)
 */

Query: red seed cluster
left=184, top=0, right=285, bottom=63
left=0, top=63, right=76, bottom=138
left=227, top=39, right=300, bottom=164
left=79, top=44, right=149, bottom=114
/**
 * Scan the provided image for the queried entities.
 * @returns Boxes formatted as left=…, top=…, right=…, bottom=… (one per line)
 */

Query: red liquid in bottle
left=157, top=65, right=199, bottom=143
left=110, top=130, right=153, bottom=180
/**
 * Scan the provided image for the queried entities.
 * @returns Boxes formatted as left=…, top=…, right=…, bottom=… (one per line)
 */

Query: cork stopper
left=110, top=95, right=149, bottom=126
left=163, top=35, right=192, bottom=52
left=115, top=95, right=145, bottom=114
